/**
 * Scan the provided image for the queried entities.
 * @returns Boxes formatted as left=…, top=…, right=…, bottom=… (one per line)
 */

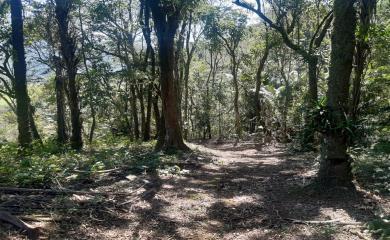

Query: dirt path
left=1, top=142, right=384, bottom=239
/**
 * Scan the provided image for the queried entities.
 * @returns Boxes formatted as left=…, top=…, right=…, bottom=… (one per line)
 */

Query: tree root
left=0, top=211, right=41, bottom=239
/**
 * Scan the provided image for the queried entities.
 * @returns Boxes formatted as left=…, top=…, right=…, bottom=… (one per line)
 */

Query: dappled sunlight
left=0, top=142, right=383, bottom=239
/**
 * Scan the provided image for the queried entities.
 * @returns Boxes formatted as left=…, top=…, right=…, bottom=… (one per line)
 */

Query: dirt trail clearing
left=1, top=142, right=386, bottom=239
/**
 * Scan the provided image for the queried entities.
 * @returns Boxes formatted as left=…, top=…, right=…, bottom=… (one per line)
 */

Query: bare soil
left=1, top=142, right=388, bottom=240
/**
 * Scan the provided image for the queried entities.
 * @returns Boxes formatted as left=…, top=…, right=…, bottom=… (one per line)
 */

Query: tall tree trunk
left=153, top=94, right=165, bottom=149
left=55, top=0, right=83, bottom=150
left=350, top=0, right=374, bottom=124
left=144, top=84, right=153, bottom=141
left=301, top=56, right=319, bottom=147
left=183, top=62, right=190, bottom=140
left=150, top=1, right=189, bottom=151
left=307, top=56, right=319, bottom=104
left=254, top=41, right=273, bottom=130
left=319, top=0, right=356, bottom=185
left=140, top=0, right=154, bottom=141
left=54, top=57, right=68, bottom=144
left=137, top=85, right=146, bottom=140
left=67, top=64, right=83, bottom=150
left=130, top=85, right=140, bottom=140
left=78, top=5, right=96, bottom=144
left=232, top=56, right=241, bottom=142
left=10, top=0, right=32, bottom=147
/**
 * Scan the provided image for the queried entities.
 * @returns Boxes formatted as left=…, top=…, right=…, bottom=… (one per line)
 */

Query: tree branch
left=234, top=0, right=311, bottom=60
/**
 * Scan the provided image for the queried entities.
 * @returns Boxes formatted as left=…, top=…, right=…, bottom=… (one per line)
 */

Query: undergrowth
left=0, top=135, right=191, bottom=188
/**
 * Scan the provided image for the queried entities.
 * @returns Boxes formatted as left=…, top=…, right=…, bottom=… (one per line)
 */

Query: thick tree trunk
left=55, top=0, right=83, bottom=150
left=159, top=39, right=188, bottom=150
left=68, top=68, right=83, bottom=150
left=150, top=1, right=189, bottom=151
left=10, top=0, right=32, bottom=147
left=54, top=58, right=68, bottom=144
left=307, top=57, right=319, bottom=104
left=319, top=0, right=356, bottom=185
left=302, top=56, right=319, bottom=147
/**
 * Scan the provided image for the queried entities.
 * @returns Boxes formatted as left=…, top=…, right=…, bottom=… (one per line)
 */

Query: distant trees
left=0, top=0, right=385, bottom=168
left=234, top=0, right=333, bottom=147
left=204, top=7, right=247, bottom=142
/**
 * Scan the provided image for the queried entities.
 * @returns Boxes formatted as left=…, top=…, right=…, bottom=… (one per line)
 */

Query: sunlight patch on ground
left=319, top=207, right=360, bottom=223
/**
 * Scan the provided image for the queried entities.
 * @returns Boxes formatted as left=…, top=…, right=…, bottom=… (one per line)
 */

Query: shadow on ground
left=0, top=142, right=382, bottom=239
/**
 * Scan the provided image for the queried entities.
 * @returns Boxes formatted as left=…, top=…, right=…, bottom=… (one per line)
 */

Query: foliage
left=367, top=216, right=390, bottom=240
left=352, top=146, right=390, bottom=196
left=0, top=136, right=191, bottom=188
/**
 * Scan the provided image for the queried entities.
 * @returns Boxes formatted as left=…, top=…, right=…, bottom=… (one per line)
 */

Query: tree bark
left=254, top=40, right=273, bottom=131
left=28, top=102, right=42, bottom=144
left=302, top=56, right=319, bottom=146
left=232, top=55, right=241, bottom=141
left=54, top=58, right=68, bottom=144
left=130, top=85, right=140, bottom=140
left=55, top=0, right=83, bottom=150
left=10, top=0, right=32, bottom=148
left=137, top=85, right=146, bottom=140
left=153, top=94, right=166, bottom=149
left=78, top=5, right=96, bottom=144
left=150, top=0, right=189, bottom=151
left=140, top=0, right=155, bottom=141
left=144, top=84, right=153, bottom=141
left=319, top=0, right=356, bottom=185
left=350, top=0, right=373, bottom=124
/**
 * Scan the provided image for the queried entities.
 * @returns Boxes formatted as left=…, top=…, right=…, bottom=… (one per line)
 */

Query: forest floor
left=0, top=142, right=389, bottom=240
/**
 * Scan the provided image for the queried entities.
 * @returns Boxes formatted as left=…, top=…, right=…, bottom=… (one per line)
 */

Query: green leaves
left=368, top=216, right=390, bottom=240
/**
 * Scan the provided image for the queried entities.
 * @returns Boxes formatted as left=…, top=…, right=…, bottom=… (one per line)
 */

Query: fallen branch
left=0, top=211, right=41, bottom=239
left=284, top=218, right=363, bottom=226
left=0, top=187, right=130, bottom=196
left=72, top=168, right=120, bottom=174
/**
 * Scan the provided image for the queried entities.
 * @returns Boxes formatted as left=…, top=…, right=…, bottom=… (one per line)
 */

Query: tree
left=182, top=12, right=204, bottom=140
left=234, top=0, right=333, bottom=147
left=253, top=28, right=277, bottom=132
left=150, top=0, right=196, bottom=151
left=318, top=0, right=357, bottom=185
left=350, top=0, right=377, bottom=125
left=204, top=7, right=247, bottom=142
left=10, top=0, right=32, bottom=147
left=55, top=0, right=83, bottom=150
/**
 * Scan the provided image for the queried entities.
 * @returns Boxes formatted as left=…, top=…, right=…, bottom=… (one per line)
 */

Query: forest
left=0, top=0, right=389, bottom=239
